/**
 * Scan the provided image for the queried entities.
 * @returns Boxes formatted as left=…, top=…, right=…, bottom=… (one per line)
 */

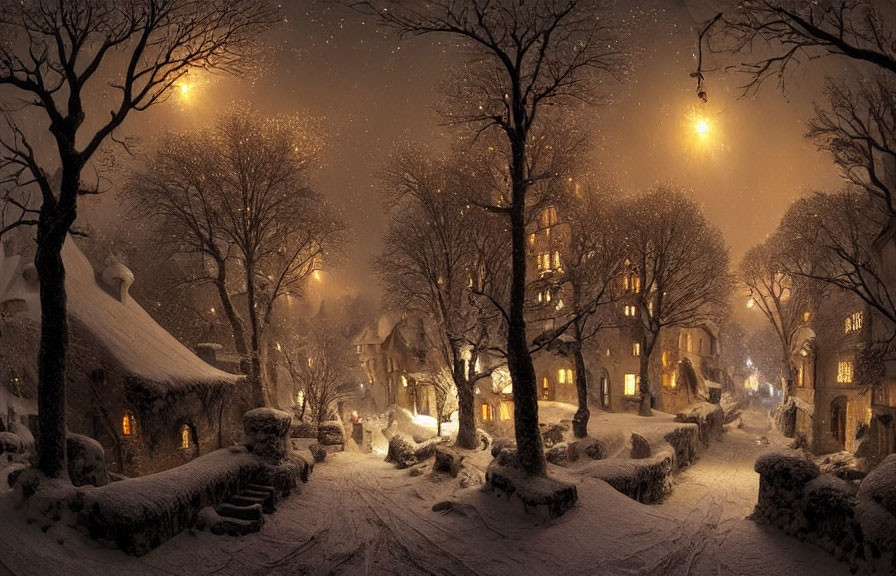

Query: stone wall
left=753, top=451, right=896, bottom=573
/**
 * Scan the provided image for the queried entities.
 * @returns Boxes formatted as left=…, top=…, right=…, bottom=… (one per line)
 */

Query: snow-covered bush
left=66, top=434, right=109, bottom=487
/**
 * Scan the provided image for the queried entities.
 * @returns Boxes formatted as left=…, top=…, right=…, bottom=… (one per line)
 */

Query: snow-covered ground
left=0, top=405, right=852, bottom=575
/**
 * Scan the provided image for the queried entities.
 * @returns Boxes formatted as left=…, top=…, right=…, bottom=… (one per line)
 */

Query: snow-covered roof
left=2, top=238, right=239, bottom=401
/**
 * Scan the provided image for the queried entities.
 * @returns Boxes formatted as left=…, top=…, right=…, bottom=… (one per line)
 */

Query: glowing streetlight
left=694, top=118, right=709, bottom=137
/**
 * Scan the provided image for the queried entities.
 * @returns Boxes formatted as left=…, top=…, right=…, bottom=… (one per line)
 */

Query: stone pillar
left=242, top=408, right=292, bottom=464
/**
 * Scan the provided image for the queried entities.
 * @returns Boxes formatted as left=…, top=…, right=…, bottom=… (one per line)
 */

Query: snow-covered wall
left=753, top=451, right=896, bottom=573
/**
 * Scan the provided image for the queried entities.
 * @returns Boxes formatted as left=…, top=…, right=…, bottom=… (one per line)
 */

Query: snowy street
left=0, top=407, right=850, bottom=576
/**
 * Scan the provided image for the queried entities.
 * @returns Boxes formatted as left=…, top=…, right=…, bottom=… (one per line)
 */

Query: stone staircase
left=202, top=483, right=277, bottom=536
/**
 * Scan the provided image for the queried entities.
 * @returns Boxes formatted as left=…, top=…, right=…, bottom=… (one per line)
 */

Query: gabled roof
left=1, top=238, right=239, bottom=404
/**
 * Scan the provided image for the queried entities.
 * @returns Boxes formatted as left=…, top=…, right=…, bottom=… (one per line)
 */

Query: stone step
left=213, top=515, right=264, bottom=537
left=217, top=502, right=264, bottom=522
left=229, top=494, right=272, bottom=513
left=242, top=488, right=275, bottom=512
left=246, top=483, right=275, bottom=497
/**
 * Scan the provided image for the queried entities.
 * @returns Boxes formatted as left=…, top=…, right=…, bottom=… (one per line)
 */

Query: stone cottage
left=0, top=238, right=242, bottom=476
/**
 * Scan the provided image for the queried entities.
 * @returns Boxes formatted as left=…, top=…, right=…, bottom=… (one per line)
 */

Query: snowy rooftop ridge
left=3, top=238, right=240, bottom=399
left=62, top=239, right=241, bottom=394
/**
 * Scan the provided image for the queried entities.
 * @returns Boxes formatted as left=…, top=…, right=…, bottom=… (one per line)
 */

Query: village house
left=0, top=238, right=242, bottom=477
left=352, top=314, right=437, bottom=417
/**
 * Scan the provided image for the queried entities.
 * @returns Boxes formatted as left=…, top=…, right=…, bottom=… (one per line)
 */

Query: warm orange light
left=695, top=119, right=709, bottom=136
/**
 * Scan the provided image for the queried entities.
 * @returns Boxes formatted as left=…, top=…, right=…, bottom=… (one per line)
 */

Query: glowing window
left=632, top=342, right=641, bottom=357
left=122, top=412, right=136, bottom=436
left=552, top=251, right=561, bottom=269
left=296, top=390, right=305, bottom=406
left=837, top=361, right=853, bottom=384
left=624, top=374, right=637, bottom=396
left=541, top=206, right=558, bottom=227
left=401, top=375, right=408, bottom=388
left=558, top=369, right=573, bottom=384
left=481, top=403, right=492, bottom=421
left=180, top=425, right=193, bottom=449
left=844, top=312, right=863, bottom=334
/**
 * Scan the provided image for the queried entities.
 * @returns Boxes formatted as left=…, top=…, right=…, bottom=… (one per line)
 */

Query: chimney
left=101, top=262, right=135, bottom=304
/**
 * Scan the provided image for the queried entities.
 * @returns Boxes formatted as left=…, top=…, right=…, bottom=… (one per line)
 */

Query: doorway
left=831, top=396, right=847, bottom=449
left=599, top=373, right=610, bottom=409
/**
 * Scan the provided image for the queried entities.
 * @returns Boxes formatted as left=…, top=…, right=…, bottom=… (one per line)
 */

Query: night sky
left=82, top=0, right=850, bottom=306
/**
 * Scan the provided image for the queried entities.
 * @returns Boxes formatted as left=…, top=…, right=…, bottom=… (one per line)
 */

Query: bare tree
left=378, top=146, right=508, bottom=449
left=740, top=234, right=824, bottom=400
left=281, top=320, right=360, bottom=426
left=708, top=1, right=896, bottom=96
left=126, top=106, right=345, bottom=408
left=622, top=185, right=732, bottom=416
left=807, top=75, right=896, bottom=217
left=776, top=190, right=896, bottom=358
left=701, top=3, right=896, bottom=217
left=531, top=178, right=625, bottom=437
left=356, top=0, right=624, bottom=477
left=0, top=0, right=278, bottom=478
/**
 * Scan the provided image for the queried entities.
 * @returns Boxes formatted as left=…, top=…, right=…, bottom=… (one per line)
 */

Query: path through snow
left=0, top=408, right=850, bottom=575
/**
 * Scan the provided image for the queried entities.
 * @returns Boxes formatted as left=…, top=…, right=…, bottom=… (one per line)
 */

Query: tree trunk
left=507, top=164, right=545, bottom=476
left=35, top=209, right=75, bottom=478
left=454, top=358, right=477, bottom=449
left=781, top=352, right=793, bottom=400
left=638, top=331, right=655, bottom=417
left=212, top=261, right=251, bottom=377
left=571, top=342, right=590, bottom=438
left=244, top=260, right=266, bottom=408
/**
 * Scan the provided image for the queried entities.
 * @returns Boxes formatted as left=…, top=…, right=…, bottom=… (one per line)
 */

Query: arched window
left=180, top=424, right=194, bottom=449
left=122, top=411, right=136, bottom=436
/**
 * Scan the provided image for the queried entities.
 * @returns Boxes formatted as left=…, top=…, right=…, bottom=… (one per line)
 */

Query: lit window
left=542, top=376, right=551, bottom=399
left=541, top=206, right=558, bottom=227
left=552, top=251, right=561, bottom=269
left=837, top=361, right=853, bottom=384
left=537, top=291, right=543, bottom=303
left=481, top=403, right=492, bottom=421
left=401, top=375, right=408, bottom=388
left=296, top=390, right=305, bottom=406
left=545, top=291, right=551, bottom=302
left=632, top=342, right=641, bottom=357
left=662, top=351, right=670, bottom=367
left=122, top=412, right=136, bottom=436
left=803, top=311, right=811, bottom=322
left=624, top=374, right=637, bottom=396
left=844, top=311, right=863, bottom=334
left=529, top=233, right=536, bottom=246
left=180, top=424, right=193, bottom=449
left=624, top=305, right=637, bottom=317
left=558, top=368, right=573, bottom=384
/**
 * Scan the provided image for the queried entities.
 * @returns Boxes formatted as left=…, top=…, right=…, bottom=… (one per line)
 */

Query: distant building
left=352, top=314, right=437, bottom=416
left=0, top=238, right=242, bottom=476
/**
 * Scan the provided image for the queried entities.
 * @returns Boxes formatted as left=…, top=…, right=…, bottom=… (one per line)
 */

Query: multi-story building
left=352, top=313, right=436, bottom=417
left=789, top=226, right=896, bottom=461
left=523, top=201, right=724, bottom=418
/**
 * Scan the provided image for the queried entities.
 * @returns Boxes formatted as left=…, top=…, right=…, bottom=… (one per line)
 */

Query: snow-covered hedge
left=78, top=447, right=264, bottom=555
left=753, top=451, right=896, bottom=573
